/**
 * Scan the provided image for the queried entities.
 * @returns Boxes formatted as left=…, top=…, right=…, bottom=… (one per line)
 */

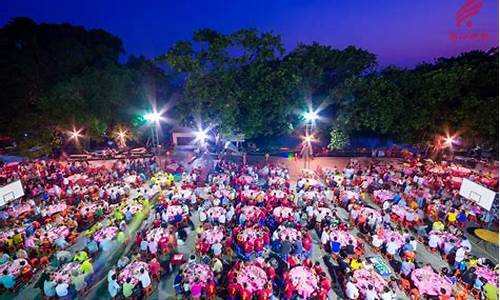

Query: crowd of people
left=0, top=152, right=498, bottom=299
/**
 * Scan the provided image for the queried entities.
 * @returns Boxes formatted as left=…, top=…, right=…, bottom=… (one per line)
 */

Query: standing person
left=108, top=273, right=120, bottom=299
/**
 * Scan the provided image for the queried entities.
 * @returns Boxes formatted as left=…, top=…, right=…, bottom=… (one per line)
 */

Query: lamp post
left=302, top=110, right=319, bottom=169
left=144, top=112, right=162, bottom=150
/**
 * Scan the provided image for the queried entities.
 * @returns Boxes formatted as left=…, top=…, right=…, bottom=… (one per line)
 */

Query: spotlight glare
left=304, top=111, right=319, bottom=122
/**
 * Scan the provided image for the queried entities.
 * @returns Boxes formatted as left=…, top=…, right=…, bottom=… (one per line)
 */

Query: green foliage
left=333, top=48, right=499, bottom=147
left=328, top=126, right=349, bottom=150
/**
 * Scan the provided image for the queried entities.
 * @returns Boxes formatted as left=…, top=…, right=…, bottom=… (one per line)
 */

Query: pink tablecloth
left=289, top=266, right=318, bottom=298
left=53, top=262, right=80, bottom=284
left=93, top=226, right=119, bottom=243
left=240, top=175, right=254, bottom=184
left=45, top=203, right=67, bottom=216
left=46, top=226, right=70, bottom=242
left=329, top=230, right=357, bottom=247
left=475, top=266, right=498, bottom=287
left=359, top=207, right=381, bottom=219
left=7, top=204, right=32, bottom=218
left=373, top=190, right=394, bottom=203
left=353, top=269, right=387, bottom=294
left=80, top=203, right=98, bottom=215
left=201, top=227, right=224, bottom=244
left=411, top=266, right=452, bottom=296
left=119, top=261, right=149, bottom=287
left=241, top=206, right=261, bottom=221
left=275, top=227, right=302, bottom=242
left=269, top=190, right=286, bottom=199
left=391, top=205, right=418, bottom=221
left=166, top=205, right=185, bottom=219
left=236, top=265, right=267, bottom=293
left=206, top=206, right=226, bottom=221
left=239, top=227, right=265, bottom=244
left=273, top=206, right=293, bottom=219
left=146, top=227, right=169, bottom=244
left=0, top=259, right=29, bottom=277
left=313, top=207, right=333, bottom=221
left=242, top=189, right=261, bottom=199
left=184, top=263, right=214, bottom=287
left=382, top=230, right=405, bottom=249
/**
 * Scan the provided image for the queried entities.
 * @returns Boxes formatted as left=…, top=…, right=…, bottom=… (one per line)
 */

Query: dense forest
left=0, top=17, right=497, bottom=156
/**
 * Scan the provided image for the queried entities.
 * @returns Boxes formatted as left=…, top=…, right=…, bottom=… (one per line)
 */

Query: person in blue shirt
left=43, top=275, right=56, bottom=297
left=125, top=208, right=133, bottom=222
left=393, top=193, right=401, bottom=205
left=0, top=270, right=16, bottom=289
left=330, top=236, right=341, bottom=255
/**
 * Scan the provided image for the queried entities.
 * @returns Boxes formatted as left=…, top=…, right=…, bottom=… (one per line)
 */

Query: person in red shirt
left=266, top=266, right=275, bottom=281
left=254, top=236, right=264, bottom=255
left=283, top=281, right=294, bottom=300
left=320, top=274, right=331, bottom=291
left=316, top=287, right=329, bottom=300
left=239, top=282, right=253, bottom=300
left=312, top=261, right=322, bottom=275
left=205, top=280, right=216, bottom=299
left=257, top=283, right=272, bottom=300
left=243, top=238, right=253, bottom=259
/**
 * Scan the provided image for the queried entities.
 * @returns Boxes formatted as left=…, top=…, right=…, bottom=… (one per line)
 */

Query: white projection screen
left=0, top=180, right=24, bottom=207
left=459, top=178, right=497, bottom=211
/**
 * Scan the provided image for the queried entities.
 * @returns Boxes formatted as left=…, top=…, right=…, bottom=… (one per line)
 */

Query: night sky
left=2, top=0, right=498, bottom=67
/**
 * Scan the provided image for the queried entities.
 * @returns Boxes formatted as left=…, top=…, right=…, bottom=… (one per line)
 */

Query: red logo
left=456, top=0, right=483, bottom=28
left=449, top=0, right=489, bottom=41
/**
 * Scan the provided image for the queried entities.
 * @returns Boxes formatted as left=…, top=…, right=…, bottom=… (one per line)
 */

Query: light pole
left=302, top=110, right=319, bottom=169
left=144, top=112, right=162, bottom=150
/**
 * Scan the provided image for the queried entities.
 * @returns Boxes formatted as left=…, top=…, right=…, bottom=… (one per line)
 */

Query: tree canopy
left=0, top=17, right=497, bottom=156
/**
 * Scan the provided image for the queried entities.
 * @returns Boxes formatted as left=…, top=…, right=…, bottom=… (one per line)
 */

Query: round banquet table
left=382, top=230, right=405, bottom=249
left=241, top=206, right=262, bottom=220
left=236, top=264, right=268, bottom=293
left=93, top=226, right=119, bottom=243
left=166, top=205, right=185, bottom=219
left=201, top=227, right=224, bottom=245
left=80, top=203, right=98, bottom=215
left=269, top=190, right=286, bottom=199
left=474, top=229, right=499, bottom=245
left=242, top=189, right=261, bottom=200
left=353, top=269, right=387, bottom=295
left=240, top=175, right=254, bottom=184
left=275, top=227, right=302, bottom=242
left=146, top=227, right=170, bottom=244
left=239, top=227, right=266, bottom=244
left=289, top=266, right=319, bottom=298
left=272, top=206, right=294, bottom=219
left=411, top=266, right=452, bottom=297
left=118, top=261, right=149, bottom=287
left=329, top=230, right=357, bottom=247
left=183, top=263, right=214, bottom=287
left=359, top=207, right=381, bottom=218
left=475, top=266, right=499, bottom=287
left=53, top=262, right=81, bottom=284
left=206, top=206, right=226, bottom=221
left=373, top=190, right=394, bottom=203
left=313, top=207, right=333, bottom=221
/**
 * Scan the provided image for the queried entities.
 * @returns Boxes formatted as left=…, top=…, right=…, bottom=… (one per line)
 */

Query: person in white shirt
left=139, top=268, right=151, bottom=288
left=455, top=247, right=466, bottom=265
left=372, top=234, right=383, bottom=249
left=381, top=287, right=395, bottom=300
left=386, top=238, right=399, bottom=256
left=345, top=278, right=360, bottom=299
left=55, top=280, right=69, bottom=297
left=428, top=233, right=440, bottom=250
left=365, top=284, right=379, bottom=300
